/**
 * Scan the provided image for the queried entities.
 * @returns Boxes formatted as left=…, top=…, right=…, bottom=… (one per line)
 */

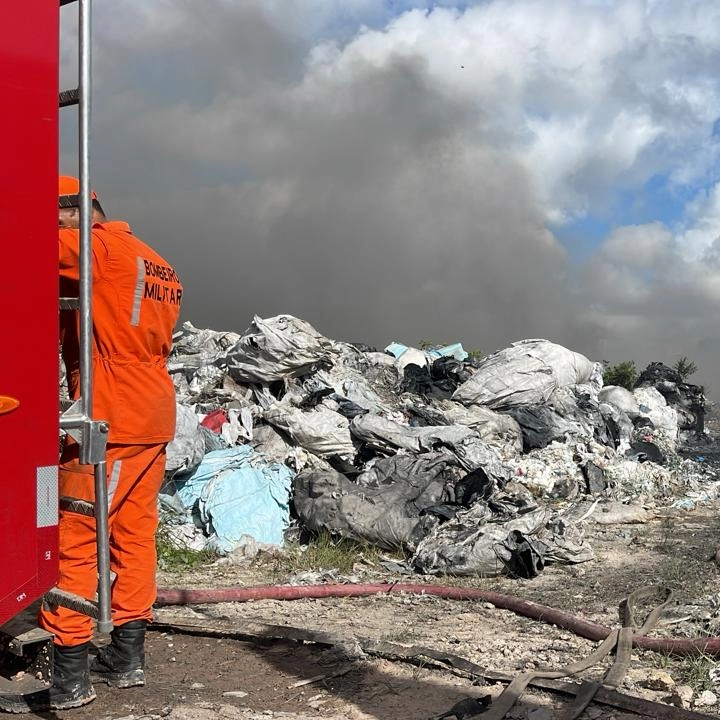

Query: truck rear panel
left=0, top=0, right=60, bottom=626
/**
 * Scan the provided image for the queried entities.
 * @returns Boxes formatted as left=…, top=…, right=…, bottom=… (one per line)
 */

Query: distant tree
left=672, top=356, right=698, bottom=380
left=603, top=360, right=638, bottom=390
left=419, top=340, right=442, bottom=351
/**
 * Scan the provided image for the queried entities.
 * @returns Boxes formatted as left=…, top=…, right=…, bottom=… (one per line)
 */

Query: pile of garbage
left=159, top=314, right=717, bottom=578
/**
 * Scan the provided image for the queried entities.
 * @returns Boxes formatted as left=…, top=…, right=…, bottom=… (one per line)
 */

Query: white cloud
left=600, top=223, right=673, bottom=269
left=290, top=0, right=720, bottom=221
left=677, top=183, right=720, bottom=261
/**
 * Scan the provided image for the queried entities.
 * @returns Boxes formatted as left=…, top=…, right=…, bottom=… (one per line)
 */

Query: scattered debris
left=287, top=667, right=351, bottom=689
left=695, top=690, right=718, bottom=709
left=162, top=314, right=717, bottom=578
left=639, top=670, right=676, bottom=692
left=672, top=686, right=695, bottom=710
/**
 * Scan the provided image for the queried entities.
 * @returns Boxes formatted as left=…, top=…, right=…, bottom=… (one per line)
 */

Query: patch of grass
left=657, top=558, right=687, bottom=587
left=155, top=525, right=218, bottom=571
left=654, top=515, right=677, bottom=552
left=652, top=651, right=717, bottom=694
left=263, top=530, right=391, bottom=579
left=679, top=652, right=718, bottom=693
left=383, top=625, right=416, bottom=644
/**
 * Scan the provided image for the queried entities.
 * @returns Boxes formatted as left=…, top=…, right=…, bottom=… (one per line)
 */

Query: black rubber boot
left=90, top=620, right=146, bottom=688
left=47, top=643, right=96, bottom=709
left=0, top=642, right=96, bottom=713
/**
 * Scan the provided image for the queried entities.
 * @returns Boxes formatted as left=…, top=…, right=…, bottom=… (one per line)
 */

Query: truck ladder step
left=59, top=496, right=95, bottom=517
left=59, top=88, right=79, bottom=108
left=44, top=589, right=98, bottom=620
left=4, top=628, right=53, bottom=657
left=59, top=297, right=79, bottom=310
left=0, top=620, right=53, bottom=658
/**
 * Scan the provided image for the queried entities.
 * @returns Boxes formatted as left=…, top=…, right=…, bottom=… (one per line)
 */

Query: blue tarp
left=428, top=343, right=468, bottom=362
left=385, top=341, right=412, bottom=359
left=175, top=446, right=294, bottom=553
left=385, top=341, right=468, bottom=362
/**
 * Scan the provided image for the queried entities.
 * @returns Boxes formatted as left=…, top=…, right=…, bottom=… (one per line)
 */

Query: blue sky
left=554, top=175, right=700, bottom=264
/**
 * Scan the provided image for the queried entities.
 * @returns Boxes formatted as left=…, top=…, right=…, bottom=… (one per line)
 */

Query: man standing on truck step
left=1, top=177, right=183, bottom=712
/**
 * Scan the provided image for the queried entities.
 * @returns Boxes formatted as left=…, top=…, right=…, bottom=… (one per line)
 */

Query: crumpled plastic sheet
left=339, top=380, right=385, bottom=413
left=385, top=341, right=468, bottom=363
left=263, top=402, right=355, bottom=459
left=251, top=424, right=293, bottom=459
left=165, top=403, right=206, bottom=478
left=172, top=446, right=294, bottom=553
left=293, top=452, right=468, bottom=551
left=314, top=348, right=403, bottom=415
left=217, top=407, right=254, bottom=445
left=428, top=343, right=469, bottom=362
left=399, top=357, right=474, bottom=400
left=384, top=342, right=431, bottom=371
left=186, top=364, right=226, bottom=397
left=671, top=463, right=720, bottom=509
left=601, top=459, right=677, bottom=502
left=350, top=413, right=477, bottom=455
left=548, top=385, right=612, bottom=444
left=453, top=339, right=600, bottom=409
left=168, top=321, right=240, bottom=374
left=157, top=512, right=209, bottom=553
left=636, top=362, right=706, bottom=440
left=443, top=435, right=515, bottom=482
left=599, top=401, right=634, bottom=453
left=222, top=315, right=337, bottom=384
left=347, top=412, right=512, bottom=481
left=299, top=369, right=389, bottom=416
left=506, top=404, right=593, bottom=451
left=511, top=441, right=586, bottom=497
left=412, top=506, right=594, bottom=577
left=599, top=386, right=640, bottom=417
left=508, top=439, right=679, bottom=503
left=407, top=398, right=524, bottom=449
left=633, top=386, right=679, bottom=449
left=385, top=341, right=469, bottom=374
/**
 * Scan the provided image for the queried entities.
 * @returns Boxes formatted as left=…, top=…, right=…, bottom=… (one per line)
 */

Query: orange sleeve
left=58, top=228, right=106, bottom=280
left=58, top=229, right=81, bottom=281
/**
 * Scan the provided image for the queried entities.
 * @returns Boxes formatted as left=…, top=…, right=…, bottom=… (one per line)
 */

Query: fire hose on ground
left=155, top=582, right=720, bottom=656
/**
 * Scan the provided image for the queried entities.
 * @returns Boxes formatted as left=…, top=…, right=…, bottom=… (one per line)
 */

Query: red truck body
left=0, top=0, right=60, bottom=626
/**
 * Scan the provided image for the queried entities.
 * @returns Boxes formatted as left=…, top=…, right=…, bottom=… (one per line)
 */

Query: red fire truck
left=1, top=0, right=112, bottom=697
left=1, top=0, right=62, bottom=628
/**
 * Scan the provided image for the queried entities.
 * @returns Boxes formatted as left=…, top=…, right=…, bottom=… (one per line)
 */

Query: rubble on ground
left=160, top=314, right=718, bottom=578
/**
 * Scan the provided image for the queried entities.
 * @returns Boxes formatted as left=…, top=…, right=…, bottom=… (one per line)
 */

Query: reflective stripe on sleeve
left=130, top=256, right=145, bottom=326
left=108, top=459, right=122, bottom=510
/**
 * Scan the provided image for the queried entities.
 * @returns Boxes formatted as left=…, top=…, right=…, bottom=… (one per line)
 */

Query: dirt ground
left=23, top=497, right=718, bottom=720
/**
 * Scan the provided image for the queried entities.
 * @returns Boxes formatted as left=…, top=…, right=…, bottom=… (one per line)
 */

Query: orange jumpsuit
left=39, top=220, right=182, bottom=646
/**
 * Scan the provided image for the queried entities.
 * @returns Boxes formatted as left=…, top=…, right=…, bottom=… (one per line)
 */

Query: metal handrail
left=75, top=0, right=112, bottom=634
left=78, top=0, right=92, bottom=440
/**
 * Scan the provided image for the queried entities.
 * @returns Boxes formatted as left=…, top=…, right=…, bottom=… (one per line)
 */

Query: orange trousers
left=39, top=441, right=167, bottom=646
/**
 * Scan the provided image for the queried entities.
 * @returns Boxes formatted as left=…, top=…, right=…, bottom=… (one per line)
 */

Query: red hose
left=155, top=582, right=720, bottom=656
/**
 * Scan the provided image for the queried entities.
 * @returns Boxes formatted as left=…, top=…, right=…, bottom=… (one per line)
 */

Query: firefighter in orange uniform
left=32, top=177, right=181, bottom=711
